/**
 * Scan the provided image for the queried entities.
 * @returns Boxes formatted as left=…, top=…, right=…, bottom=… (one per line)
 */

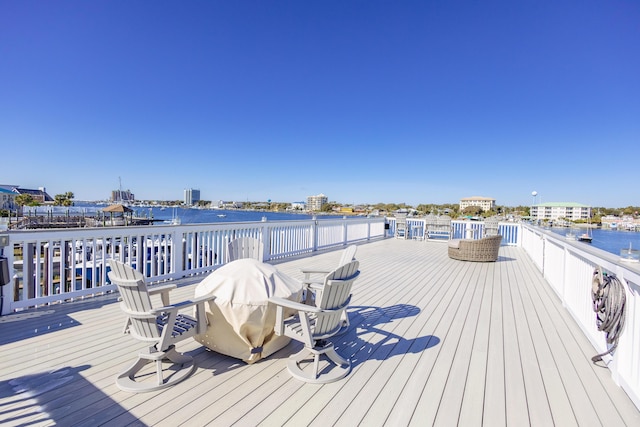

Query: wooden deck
left=2, top=238, right=639, bottom=426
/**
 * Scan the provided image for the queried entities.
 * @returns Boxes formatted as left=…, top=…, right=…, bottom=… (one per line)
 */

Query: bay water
left=23, top=203, right=640, bottom=257
left=550, top=227, right=640, bottom=256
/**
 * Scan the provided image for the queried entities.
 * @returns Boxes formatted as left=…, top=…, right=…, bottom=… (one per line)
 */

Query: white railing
left=388, top=217, right=521, bottom=245
left=520, top=224, right=640, bottom=409
left=0, top=217, right=385, bottom=312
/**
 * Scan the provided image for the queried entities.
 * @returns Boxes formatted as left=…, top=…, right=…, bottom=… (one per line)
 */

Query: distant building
left=289, top=201, right=306, bottom=211
left=307, top=193, right=328, bottom=211
left=15, top=186, right=54, bottom=204
left=111, top=189, right=135, bottom=203
left=0, top=185, right=54, bottom=210
left=0, top=187, right=17, bottom=210
left=530, top=202, right=591, bottom=221
left=184, top=188, right=200, bottom=205
left=218, top=200, right=243, bottom=209
left=459, top=196, right=496, bottom=212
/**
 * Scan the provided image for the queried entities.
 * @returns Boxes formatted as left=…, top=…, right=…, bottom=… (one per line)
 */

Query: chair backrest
left=424, top=214, right=438, bottom=226
left=338, top=245, right=357, bottom=267
left=436, top=215, right=451, bottom=226
left=395, top=212, right=407, bottom=226
left=108, top=259, right=160, bottom=341
left=484, top=217, right=500, bottom=237
left=314, top=260, right=359, bottom=336
left=227, top=237, right=264, bottom=262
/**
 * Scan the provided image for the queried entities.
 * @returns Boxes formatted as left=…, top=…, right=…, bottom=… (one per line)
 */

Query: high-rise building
left=307, top=193, right=328, bottom=211
left=111, top=189, right=135, bottom=203
left=184, top=188, right=200, bottom=205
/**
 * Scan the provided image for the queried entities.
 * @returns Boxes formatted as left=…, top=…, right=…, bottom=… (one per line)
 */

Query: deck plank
left=1, top=239, right=639, bottom=426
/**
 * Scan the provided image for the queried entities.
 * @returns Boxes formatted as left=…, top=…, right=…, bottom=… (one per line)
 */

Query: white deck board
left=1, top=239, right=639, bottom=426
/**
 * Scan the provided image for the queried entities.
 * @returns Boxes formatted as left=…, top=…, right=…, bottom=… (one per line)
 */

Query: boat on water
left=577, top=232, right=592, bottom=242
left=565, top=226, right=578, bottom=240
left=217, top=214, right=226, bottom=218
left=163, top=207, right=181, bottom=225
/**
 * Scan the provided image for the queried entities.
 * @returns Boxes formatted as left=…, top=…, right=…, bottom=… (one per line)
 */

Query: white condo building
left=530, top=202, right=591, bottom=221
left=307, top=193, right=328, bottom=211
left=459, top=196, right=496, bottom=212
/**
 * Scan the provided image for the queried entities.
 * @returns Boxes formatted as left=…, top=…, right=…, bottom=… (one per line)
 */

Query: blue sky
left=1, top=1, right=638, bottom=207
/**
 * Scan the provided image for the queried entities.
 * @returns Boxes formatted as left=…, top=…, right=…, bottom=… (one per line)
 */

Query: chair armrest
left=269, top=296, right=321, bottom=313
left=300, top=268, right=330, bottom=275
left=148, top=284, right=176, bottom=296
left=301, top=279, right=323, bottom=289
left=148, top=284, right=177, bottom=306
left=150, top=295, right=216, bottom=314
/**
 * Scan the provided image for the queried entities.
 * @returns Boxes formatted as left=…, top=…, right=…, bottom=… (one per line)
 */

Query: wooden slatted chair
left=108, top=259, right=215, bottom=393
left=300, top=245, right=357, bottom=332
left=227, top=237, right=264, bottom=262
left=394, top=212, right=409, bottom=239
left=270, top=260, right=360, bottom=383
left=483, top=216, right=500, bottom=237
left=427, top=215, right=452, bottom=240
left=300, top=244, right=357, bottom=290
left=115, top=263, right=177, bottom=334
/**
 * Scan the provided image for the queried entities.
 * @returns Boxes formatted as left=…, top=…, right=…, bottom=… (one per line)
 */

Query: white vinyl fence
left=0, top=217, right=385, bottom=312
left=520, top=224, right=640, bottom=409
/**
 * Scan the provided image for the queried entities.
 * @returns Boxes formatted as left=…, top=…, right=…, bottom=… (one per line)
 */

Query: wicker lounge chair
left=448, top=235, right=502, bottom=262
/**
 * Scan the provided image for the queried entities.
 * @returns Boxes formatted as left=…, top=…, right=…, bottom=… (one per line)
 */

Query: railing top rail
left=522, top=223, right=640, bottom=286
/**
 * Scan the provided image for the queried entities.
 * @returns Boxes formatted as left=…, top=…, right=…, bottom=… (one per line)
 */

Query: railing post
left=342, top=216, right=348, bottom=245
left=24, top=243, right=35, bottom=300
left=311, top=216, right=318, bottom=253
left=171, top=228, right=184, bottom=279
left=260, top=218, right=271, bottom=262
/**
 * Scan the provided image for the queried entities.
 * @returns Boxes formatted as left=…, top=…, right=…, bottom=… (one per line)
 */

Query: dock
left=1, top=238, right=639, bottom=426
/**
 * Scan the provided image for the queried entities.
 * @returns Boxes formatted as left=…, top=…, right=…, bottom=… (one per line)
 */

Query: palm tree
left=14, top=194, right=33, bottom=216
left=54, top=192, right=75, bottom=206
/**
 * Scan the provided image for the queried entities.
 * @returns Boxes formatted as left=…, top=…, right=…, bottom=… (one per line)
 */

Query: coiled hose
left=591, top=267, right=626, bottom=363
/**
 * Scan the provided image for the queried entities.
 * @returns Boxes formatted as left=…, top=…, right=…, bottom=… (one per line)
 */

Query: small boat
left=577, top=232, right=592, bottom=242
left=578, top=217, right=594, bottom=242
left=217, top=214, right=226, bottom=218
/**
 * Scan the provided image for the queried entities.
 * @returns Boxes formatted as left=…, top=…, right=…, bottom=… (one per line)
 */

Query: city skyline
left=2, top=1, right=638, bottom=207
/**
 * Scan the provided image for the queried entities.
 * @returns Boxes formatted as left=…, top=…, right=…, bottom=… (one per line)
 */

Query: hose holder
left=591, top=267, right=626, bottom=363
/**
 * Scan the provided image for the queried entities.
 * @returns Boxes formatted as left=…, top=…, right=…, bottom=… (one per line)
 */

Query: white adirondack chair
left=227, top=237, right=264, bottom=262
left=300, top=244, right=357, bottom=287
left=300, top=245, right=357, bottom=331
left=115, top=263, right=177, bottom=334
left=270, top=260, right=360, bottom=383
left=108, top=259, right=215, bottom=393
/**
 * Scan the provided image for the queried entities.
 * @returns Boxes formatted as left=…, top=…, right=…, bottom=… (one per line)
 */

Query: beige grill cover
left=193, top=258, right=303, bottom=364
